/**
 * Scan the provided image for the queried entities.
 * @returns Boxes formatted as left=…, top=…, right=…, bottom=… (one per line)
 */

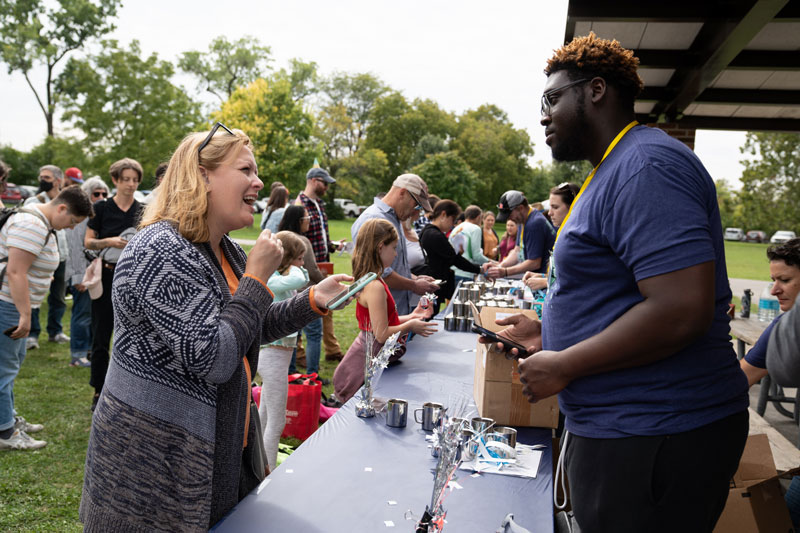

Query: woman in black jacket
left=419, top=199, right=480, bottom=314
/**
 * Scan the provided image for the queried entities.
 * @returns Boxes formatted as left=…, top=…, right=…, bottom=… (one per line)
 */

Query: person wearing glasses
left=483, top=190, right=555, bottom=280
left=80, top=124, right=351, bottom=531
left=481, top=33, right=748, bottom=531
left=0, top=187, right=93, bottom=451
left=63, top=177, right=110, bottom=367
left=83, top=158, right=145, bottom=410
left=23, top=165, right=69, bottom=351
left=351, top=174, right=440, bottom=315
left=294, top=167, right=346, bottom=365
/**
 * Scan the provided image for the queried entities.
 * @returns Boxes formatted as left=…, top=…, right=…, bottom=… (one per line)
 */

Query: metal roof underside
left=564, top=0, right=800, bottom=131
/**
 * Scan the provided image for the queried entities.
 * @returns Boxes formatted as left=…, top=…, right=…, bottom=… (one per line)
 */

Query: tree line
left=0, top=0, right=586, bottom=207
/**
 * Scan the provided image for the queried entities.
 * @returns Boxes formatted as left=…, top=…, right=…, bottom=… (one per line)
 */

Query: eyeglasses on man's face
left=541, top=78, right=590, bottom=117
left=408, top=191, right=424, bottom=211
left=198, top=122, right=235, bottom=155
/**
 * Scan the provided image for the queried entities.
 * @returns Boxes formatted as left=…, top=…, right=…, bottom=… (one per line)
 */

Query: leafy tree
left=0, top=0, right=121, bottom=136
left=275, top=58, right=320, bottom=102
left=408, top=134, right=449, bottom=168
left=56, top=40, right=202, bottom=187
left=365, top=94, right=457, bottom=186
left=714, top=179, right=742, bottom=231
left=317, top=72, right=388, bottom=158
left=0, top=145, right=40, bottom=186
left=738, top=132, right=800, bottom=235
left=179, top=35, right=272, bottom=102
left=214, top=77, right=319, bottom=195
left=411, top=151, right=478, bottom=209
left=333, top=148, right=389, bottom=205
left=451, top=104, right=535, bottom=205
left=528, top=160, right=591, bottom=203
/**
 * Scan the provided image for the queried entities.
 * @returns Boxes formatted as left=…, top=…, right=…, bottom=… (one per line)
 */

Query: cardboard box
left=713, top=434, right=795, bottom=533
left=473, top=307, right=559, bottom=428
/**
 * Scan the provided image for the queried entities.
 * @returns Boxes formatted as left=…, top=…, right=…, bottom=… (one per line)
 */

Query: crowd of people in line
left=1, top=31, right=800, bottom=533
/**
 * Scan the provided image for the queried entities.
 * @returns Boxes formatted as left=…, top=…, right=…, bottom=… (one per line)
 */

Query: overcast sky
left=0, top=0, right=751, bottom=187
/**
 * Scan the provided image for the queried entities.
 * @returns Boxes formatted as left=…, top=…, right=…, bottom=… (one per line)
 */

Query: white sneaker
left=49, top=332, right=70, bottom=344
left=0, top=429, right=47, bottom=450
left=14, top=416, right=44, bottom=433
left=26, top=337, right=39, bottom=350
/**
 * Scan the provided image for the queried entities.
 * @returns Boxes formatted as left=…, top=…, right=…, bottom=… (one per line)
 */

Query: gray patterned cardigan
left=80, top=221, right=321, bottom=531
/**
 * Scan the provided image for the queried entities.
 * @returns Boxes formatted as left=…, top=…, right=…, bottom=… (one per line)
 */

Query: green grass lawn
left=0, top=216, right=775, bottom=531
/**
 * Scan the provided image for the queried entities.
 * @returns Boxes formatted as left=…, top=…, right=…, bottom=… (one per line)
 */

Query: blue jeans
left=302, top=317, right=322, bottom=375
left=68, top=283, right=92, bottom=357
left=29, top=260, right=67, bottom=339
left=0, top=300, right=26, bottom=431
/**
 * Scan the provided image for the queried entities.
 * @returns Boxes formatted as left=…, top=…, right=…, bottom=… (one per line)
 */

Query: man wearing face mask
left=24, top=165, right=71, bottom=350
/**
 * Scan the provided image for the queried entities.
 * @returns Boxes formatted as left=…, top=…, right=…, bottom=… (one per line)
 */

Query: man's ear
left=589, top=77, right=607, bottom=104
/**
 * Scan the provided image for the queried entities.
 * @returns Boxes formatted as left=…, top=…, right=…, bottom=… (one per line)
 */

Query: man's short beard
left=551, top=96, right=589, bottom=162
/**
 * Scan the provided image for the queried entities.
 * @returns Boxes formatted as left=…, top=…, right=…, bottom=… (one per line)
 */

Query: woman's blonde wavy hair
left=351, top=218, right=398, bottom=281
left=140, top=127, right=251, bottom=242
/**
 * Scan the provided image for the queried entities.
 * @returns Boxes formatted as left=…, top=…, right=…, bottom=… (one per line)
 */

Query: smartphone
left=325, top=272, right=378, bottom=311
left=469, top=301, right=528, bottom=356
left=433, top=279, right=444, bottom=285
left=3, top=326, right=16, bottom=337
left=471, top=323, right=529, bottom=355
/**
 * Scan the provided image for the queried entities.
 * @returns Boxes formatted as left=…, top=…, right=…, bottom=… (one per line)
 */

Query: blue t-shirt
left=542, top=125, right=748, bottom=439
left=744, top=315, right=782, bottom=369
left=516, top=210, right=555, bottom=274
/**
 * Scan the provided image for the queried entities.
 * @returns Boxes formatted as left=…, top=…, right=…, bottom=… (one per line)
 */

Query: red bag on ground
left=281, top=373, right=322, bottom=440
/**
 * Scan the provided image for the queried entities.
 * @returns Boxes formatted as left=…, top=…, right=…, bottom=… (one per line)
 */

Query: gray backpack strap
left=0, top=208, right=55, bottom=288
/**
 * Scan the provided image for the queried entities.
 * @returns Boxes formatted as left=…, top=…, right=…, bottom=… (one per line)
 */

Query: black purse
left=238, top=399, right=268, bottom=499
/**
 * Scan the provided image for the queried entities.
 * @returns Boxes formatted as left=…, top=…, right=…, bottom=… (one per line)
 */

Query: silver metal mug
left=386, top=398, right=408, bottom=428
left=444, top=313, right=455, bottom=331
left=414, top=402, right=444, bottom=432
left=489, top=426, right=517, bottom=448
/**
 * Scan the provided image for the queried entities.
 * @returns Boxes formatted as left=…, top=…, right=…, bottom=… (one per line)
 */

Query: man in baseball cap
left=483, top=190, right=554, bottom=279
left=65, top=167, right=84, bottom=185
left=306, top=167, right=336, bottom=184
left=350, top=173, right=438, bottom=315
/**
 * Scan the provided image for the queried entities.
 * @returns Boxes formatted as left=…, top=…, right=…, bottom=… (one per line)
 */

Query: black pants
left=90, top=265, right=115, bottom=394
left=565, top=410, right=748, bottom=533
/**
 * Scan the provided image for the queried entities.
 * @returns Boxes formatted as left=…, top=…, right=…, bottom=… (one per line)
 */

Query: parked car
left=723, top=227, right=745, bottom=241
left=18, top=185, right=37, bottom=201
left=770, top=230, right=797, bottom=244
left=334, top=198, right=365, bottom=217
left=745, top=230, right=767, bottom=243
left=0, top=183, right=22, bottom=204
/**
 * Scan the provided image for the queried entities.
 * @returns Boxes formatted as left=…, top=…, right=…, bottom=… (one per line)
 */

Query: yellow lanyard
left=555, top=121, right=639, bottom=243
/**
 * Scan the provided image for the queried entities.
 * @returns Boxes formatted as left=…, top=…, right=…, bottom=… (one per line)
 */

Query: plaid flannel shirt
left=295, top=192, right=331, bottom=263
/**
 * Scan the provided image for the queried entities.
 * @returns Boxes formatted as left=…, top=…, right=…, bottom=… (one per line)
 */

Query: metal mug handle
left=414, top=408, right=423, bottom=424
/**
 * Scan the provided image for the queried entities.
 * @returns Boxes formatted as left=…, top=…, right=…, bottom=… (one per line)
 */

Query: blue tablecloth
left=212, top=329, right=554, bottom=533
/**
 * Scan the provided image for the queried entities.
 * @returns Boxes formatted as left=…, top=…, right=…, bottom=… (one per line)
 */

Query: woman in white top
left=0, top=187, right=93, bottom=451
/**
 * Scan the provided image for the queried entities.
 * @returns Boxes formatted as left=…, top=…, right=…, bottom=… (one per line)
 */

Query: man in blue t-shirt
left=484, top=191, right=555, bottom=278
left=482, top=34, right=749, bottom=532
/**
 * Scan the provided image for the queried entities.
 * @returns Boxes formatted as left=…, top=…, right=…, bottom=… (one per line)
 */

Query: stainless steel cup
left=386, top=398, right=408, bottom=428
left=414, top=402, right=444, bottom=432
left=444, top=313, right=455, bottom=331
left=471, top=417, right=494, bottom=435
left=489, top=426, right=517, bottom=448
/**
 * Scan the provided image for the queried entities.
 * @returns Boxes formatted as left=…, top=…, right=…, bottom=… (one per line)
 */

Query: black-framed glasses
left=92, top=191, right=109, bottom=198
left=541, top=78, right=590, bottom=117
left=198, top=122, right=235, bottom=155
left=408, top=190, right=424, bottom=211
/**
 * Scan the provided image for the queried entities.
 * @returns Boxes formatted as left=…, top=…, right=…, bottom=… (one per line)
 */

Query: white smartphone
left=325, top=272, right=378, bottom=311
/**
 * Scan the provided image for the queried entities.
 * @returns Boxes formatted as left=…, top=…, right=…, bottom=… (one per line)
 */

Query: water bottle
left=757, top=284, right=780, bottom=322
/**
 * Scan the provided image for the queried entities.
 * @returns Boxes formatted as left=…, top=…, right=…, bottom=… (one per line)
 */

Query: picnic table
left=211, top=328, right=554, bottom=533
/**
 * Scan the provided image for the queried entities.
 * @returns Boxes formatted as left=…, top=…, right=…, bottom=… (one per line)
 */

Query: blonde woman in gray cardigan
left=80, top=124, right=352, bottom=532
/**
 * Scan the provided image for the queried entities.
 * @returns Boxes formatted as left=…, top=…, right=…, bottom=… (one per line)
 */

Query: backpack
left=0, top=206, right=55, bottom=287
